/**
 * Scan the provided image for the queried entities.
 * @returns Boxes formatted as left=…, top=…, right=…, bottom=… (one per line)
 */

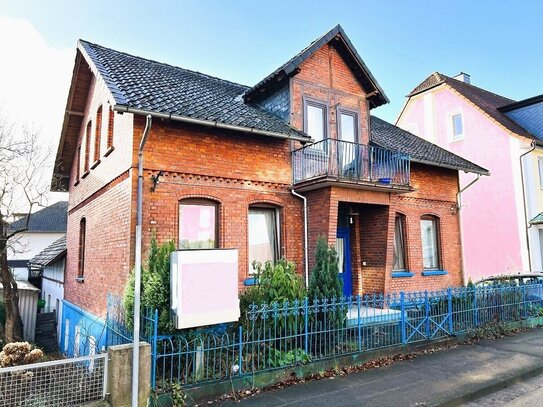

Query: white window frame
left=448, top=110, right=465, bottom=142
left=537, top=157, right=543, bottom=189
left=248, top=206, right=281, bottom=274
left=303, top=97, right=328, bottom=145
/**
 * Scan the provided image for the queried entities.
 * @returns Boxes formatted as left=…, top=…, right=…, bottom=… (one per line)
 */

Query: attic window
left=83, top=121, right=91, bottom=175
left=93, top=106, right=102, bottom=164
left=452, top=113, right=464, bottom=140
left=105, top=107, right=115, bottom=155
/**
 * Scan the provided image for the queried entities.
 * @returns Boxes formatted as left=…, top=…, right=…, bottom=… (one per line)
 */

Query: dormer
left=244, top=25, right=388, bottom=145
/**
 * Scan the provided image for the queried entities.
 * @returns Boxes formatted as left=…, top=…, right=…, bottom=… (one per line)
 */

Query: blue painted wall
left=60, top=300, right=108, bottom=357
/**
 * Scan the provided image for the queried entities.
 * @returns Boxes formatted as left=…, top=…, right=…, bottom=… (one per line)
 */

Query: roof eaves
left=113, top=104, right=312, bottom=143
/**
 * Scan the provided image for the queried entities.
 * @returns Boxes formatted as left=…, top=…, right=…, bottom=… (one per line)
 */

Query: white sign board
left=170, top=249, right=240, bottom=329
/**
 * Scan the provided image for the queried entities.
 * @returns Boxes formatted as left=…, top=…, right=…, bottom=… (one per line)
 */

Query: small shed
left=0, top=280, right=40, bottom=342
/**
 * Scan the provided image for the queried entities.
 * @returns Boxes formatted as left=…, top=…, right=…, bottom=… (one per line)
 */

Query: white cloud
left=0, top=15, right=73, bottom=205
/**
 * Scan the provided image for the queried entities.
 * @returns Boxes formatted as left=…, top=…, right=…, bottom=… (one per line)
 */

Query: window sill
left=76, top=277, right=85, bottom=283
left=81, top=170, right=90, bottom=179
left=392, top=271, right=414, bottom=278
left=90, top=159, right=101, bottom=170
left=244, top=277, right=258, bottom=286
left=104, top=146, right=115, bottom=157
left=422, top=270, right=448, bottom=276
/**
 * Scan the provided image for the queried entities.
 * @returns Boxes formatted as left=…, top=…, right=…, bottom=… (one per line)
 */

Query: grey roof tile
left=370, top=116, right=488, bottom=175
left=9, top=201, right=68, bottom=233
left=28, top=236, right=66, bottom=268
left=79, top=40, right=307, bottom=139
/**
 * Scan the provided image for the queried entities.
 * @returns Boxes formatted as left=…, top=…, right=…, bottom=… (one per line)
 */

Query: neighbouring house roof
left=28, top=235, right=67, bottom=270
left=9, top=201, right=68, bottom=233
left=530, top=213, right=543, bottom=225
left=243, top=25, right=388, bottom=108
left=78, top=39, right=308, bottom=140
left=7, top=260, right=30, bottom=269
left=406, top=72, right=534, bottom=139
left=370, top=116, right=489, bottom=175
left=0, top=280, right=40, bottom=292
left=499, top=95, right=543, bottom=140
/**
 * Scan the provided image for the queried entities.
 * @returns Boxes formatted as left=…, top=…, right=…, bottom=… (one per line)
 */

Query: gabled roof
left=9, top=201, right=68, bottom=233
left=370, top=116, right=489, bottom=175
left=406, top=72, right=534, bottom=139
left=78, top=40, right=307, bottom=141
left=243, top=25, right=388, bottom=108
left=28, top=235, right=67, bottom=269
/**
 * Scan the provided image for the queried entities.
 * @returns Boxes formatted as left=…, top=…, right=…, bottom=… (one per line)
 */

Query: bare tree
left=0, top=113, right=50, bottom=342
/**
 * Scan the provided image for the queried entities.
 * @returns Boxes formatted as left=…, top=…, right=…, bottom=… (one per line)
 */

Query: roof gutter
left=113, top=105, right=311, bottom=143
left=405, top=158, right=489, bottom=176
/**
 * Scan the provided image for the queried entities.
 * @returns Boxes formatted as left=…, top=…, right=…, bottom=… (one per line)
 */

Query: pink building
left=397, top=73, right=539, bottom=282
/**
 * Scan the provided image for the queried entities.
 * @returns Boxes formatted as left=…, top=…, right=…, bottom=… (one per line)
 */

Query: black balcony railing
left=292, top=139, right=410, bottom=186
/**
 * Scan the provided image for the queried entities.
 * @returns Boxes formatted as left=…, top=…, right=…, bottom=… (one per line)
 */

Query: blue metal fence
left=106, top=283, right=543, bottom=392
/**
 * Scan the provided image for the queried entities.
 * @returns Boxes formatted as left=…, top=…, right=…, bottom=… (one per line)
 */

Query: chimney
left=453, top=72, right=471, bottom=84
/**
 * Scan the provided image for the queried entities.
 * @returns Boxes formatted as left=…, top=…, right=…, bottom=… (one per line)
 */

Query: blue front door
left=336, top=228, right=352, bottom=297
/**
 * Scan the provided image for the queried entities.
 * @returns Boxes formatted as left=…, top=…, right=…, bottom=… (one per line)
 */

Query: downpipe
left=456, top=173, right=481, bottom=285
left=132, top=114, right=152, bottom=407
left=520, top=140, right=536, bottom=272
left=291, top=189, right=309, bottom=288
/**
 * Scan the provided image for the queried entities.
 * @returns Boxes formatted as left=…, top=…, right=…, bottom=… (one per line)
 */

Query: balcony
left=292, top=139, right=411, bottom=191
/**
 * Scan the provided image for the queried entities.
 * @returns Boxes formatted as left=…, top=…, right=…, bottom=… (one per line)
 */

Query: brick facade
left=61, top=37, right=466, bottom=317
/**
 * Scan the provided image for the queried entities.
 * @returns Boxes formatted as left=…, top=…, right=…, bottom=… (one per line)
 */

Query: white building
left=8, top=201, right=67, bottom=281
left=28, top=235, right=66, bottom=346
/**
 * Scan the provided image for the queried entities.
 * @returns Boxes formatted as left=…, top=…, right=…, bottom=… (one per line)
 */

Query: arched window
left=83, top=121, right=91, bottom=173
left=393, top=213, right=407, bottom=271
left=420, top=215, right=441, bottom=270
left=78, top=218, right=86, bottom=281
left=178, top=199, right=218, bottom=249
left=94, top=105, right=102, bottom=162
left=248, top=205, right=280, bottom=272
left=107, top=106, right=115, bottom=150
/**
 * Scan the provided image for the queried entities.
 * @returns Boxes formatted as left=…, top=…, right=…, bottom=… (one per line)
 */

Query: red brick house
left=52, top=26, right=487, bottom=342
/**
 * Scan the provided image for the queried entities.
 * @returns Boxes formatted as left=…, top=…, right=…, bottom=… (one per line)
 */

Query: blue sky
left=1, top=0, right=542, bottom=123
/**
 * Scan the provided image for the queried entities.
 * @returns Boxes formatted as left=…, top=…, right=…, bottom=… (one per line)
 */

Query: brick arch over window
left=178, top=198, right=220, bottom=250
left=94, top=105, right=102, bottom=163
left=420, top=214, right=442, bottom=270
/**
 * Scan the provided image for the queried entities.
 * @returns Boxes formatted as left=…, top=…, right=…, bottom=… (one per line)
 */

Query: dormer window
left=338, top=108, right=358, bottom=143
left=304, top=98, right=327, bottom=143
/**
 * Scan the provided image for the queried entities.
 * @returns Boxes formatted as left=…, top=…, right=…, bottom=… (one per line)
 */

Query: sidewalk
left=231, top=327, right=543, bottom=406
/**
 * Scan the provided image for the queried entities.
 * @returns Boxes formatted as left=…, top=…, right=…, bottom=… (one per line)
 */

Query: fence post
left=357, top=295, right=362, bottom=351
left=447, top=288, right=453, bottom=335
left=473, top=286, right=479, bottom=327
left=400, top=292, right=406, bottom=344
left=304, top=297, right=309, bottom=355
left=425, top=291, right=430, bottom=339
left=151, top=309, right=158, bottom=389
left=522, top=284, right=527, bottom=319
left=238, top=325, right=243, bottom=375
